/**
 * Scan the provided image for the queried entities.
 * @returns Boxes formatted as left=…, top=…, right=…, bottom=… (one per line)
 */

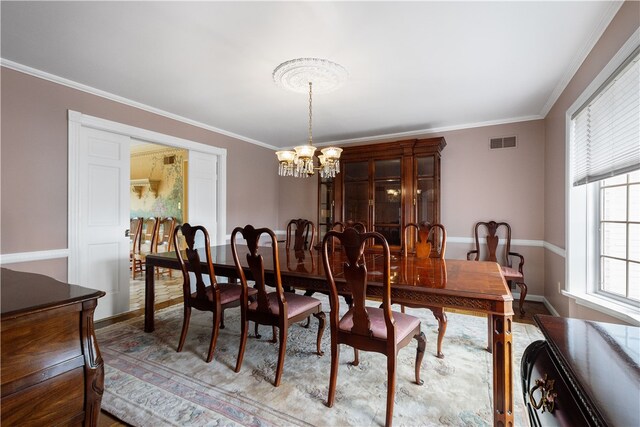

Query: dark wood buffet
left=1, top=268, right=105, bottom=426
left=521, top=314, right=640, bottom=427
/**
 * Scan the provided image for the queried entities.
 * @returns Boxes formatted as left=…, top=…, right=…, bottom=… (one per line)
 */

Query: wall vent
left=490, top=136, right=517, bottom=149
left=163, top=155, right=176, bottom=165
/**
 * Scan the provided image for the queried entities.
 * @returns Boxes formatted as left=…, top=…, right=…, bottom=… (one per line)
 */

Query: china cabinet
left=318, top=137, right=445, bottom=250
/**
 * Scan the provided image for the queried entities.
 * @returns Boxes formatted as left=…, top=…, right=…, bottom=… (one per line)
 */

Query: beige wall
left=1, top=67, right=547, bottom=292
left=543, top=1, right=639, bottom=322
left=1, top=67, right=313, bottom=279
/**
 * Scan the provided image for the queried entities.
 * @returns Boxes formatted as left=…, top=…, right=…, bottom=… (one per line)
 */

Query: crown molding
left=1, top=59, right=279, bottom=150
left=317, top=115, right=543, bottom=148
left=3, top=58, right=546, bottom=152
left=539, top=1, right=623, bottom=117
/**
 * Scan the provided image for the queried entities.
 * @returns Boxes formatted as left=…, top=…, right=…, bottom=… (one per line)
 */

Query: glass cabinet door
left=343, top=161, right=369, bottom=226
left=317, top=176, right=334, bottom=244
left=374, top=159, right=401, bottom=245
left=416, top=156, right=436, bottom=224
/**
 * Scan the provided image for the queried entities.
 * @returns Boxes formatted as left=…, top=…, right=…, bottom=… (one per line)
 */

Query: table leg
left=487, top=313, right=493, bottom=353
left=144, top=262, right=155, bottom=332
left=492, top=313, right=514, bottom=426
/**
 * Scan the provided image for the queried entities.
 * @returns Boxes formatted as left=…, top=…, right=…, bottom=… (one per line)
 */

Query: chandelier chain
left=308, top=82, right=313, bottom=146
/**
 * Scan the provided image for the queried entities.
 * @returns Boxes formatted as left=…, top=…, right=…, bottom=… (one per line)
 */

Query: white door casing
left=68, top=110, right=227, bottom=320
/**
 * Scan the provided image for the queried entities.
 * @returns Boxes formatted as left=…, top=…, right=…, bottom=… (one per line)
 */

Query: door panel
left=79, top=127, right=130, bottom=320
left=188, top=151, right=218, bottom=247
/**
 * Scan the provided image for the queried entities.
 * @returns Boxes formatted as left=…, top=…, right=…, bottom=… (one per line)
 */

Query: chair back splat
left=403, top=222, right=446, bottom=259
left=321, top=227, right=426, bottom=427
left=231, top=224, right=325, bottom=387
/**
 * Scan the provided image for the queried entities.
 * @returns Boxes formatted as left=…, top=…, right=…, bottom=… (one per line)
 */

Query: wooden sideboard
left=521, top=314, right=640, bottom=426
left=1, top=268, right=106, bottom=426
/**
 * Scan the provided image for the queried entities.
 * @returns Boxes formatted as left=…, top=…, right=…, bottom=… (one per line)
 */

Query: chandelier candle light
left=273, top=58, right=347, bottom=178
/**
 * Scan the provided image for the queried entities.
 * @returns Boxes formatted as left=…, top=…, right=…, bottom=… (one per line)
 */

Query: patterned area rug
left=97, top=295, right=542, bottom=426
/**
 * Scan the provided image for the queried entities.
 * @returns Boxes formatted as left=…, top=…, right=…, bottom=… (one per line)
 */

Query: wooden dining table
left=145, top=244, right=515, bottom=426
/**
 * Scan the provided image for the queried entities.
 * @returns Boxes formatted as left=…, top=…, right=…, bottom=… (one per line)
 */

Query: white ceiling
left=1, top=1, right=621, bottom=150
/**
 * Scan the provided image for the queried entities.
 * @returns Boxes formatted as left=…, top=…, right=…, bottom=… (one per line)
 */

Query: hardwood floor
left=98, top=411, right=130, bottom=427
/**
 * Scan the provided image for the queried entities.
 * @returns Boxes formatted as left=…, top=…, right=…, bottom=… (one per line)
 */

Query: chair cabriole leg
left=177, top=306, right=191, bottom=352
left=273, top=326, right=288, bottom=387
left=385, top=355, right=397, bottom=427
left=314, top=311, right=326, bottom=356
left=327, top=340, right=340, bottom=407
left=206, top=309, right=221, bottom=363
left=415, top=331, right=426, bottom=385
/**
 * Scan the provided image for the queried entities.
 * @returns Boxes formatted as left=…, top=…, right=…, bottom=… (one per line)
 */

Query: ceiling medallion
left=273, top=58, right=348, bottom=94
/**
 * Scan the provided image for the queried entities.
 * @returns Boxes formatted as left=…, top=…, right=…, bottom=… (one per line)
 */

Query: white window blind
left=572, top=47, right=640, bottom=186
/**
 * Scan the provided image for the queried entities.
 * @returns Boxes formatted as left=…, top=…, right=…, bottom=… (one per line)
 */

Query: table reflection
left=396, top=256, right=447, bottom=288
left=285, top=248, right=316, bottom=273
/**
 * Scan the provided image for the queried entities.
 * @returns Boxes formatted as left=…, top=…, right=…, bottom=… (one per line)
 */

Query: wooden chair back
left=328, top=220, right=367, bottom=252
left=285, top=218, right=316, bottom=251
left=173, top=223, right=218, bottom=305
left=155, top=217, right=176, bottom=253
left=130, top=217, right=143, bottom=252
left=468, top=221, right=514, bottom=267
left=231, top=225, right=283, bottom=316
left=140, top=217, right=160, bottom=254
left=403, top=222, right=447, bottom=259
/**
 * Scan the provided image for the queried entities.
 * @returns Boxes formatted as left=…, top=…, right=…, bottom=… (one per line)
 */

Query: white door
left=188, top=151, right=219, bottom=246
left=78, top=127, right=131, bottom=320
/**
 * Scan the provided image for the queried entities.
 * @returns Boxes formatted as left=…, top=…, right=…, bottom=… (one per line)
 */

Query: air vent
left=490, top=136, right=517, bottom=149
left=163, top=155, right=176, bottom=165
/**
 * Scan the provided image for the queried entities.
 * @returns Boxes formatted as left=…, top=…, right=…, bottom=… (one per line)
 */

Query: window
left=567, top=32, right=640, bottom=324
left=598, top=172, right=640, bottom=302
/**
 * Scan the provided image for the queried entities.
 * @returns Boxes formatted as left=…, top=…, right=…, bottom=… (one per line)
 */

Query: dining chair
left=285, top=218, right=316, bottom=251
left=402, top=222, right=448, bottom=358
left=230, top=224, right=325, bottom=387
left=467, top=220, right=527, bottom=316
left=132, top=216, right=159, bottom=279
left=129, top=217, right=143, bottom=278
left=321, top=227, right=426, bottom=427
left=173, top=223, right=257, bottom=363
left=154, top=217, right=176, bottom=278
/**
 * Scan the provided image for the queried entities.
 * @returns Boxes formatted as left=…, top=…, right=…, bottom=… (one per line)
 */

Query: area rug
left=97, top=295, right=542, bottom=426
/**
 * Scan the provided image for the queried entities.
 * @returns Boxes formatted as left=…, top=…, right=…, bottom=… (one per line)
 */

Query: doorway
left=129, top=141, right=188, bottom=311
left=68, top=110, right=227, bottom=320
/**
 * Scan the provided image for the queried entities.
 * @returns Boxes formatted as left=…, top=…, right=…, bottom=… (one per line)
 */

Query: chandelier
left=273, top=58, right=347, bottom=178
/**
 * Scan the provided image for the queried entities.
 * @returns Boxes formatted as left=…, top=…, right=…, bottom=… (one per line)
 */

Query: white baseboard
left=512, top=291, right=560, bottom=317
